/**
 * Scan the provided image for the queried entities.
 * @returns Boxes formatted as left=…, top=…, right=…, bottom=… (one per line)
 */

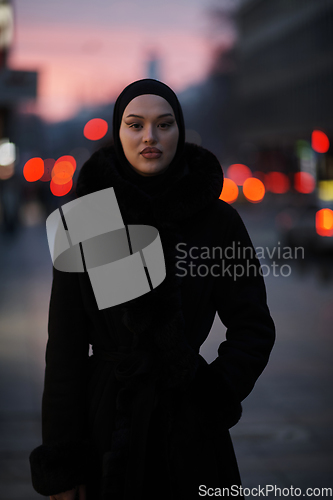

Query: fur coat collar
left=76, top=142, right=223, bottom=227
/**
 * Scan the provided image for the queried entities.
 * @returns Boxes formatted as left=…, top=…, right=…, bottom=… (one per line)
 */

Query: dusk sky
left=9, top=0, right=236, bottom=122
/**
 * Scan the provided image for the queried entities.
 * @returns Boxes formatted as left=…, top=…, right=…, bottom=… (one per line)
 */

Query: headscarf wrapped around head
left=112, top=78, right=186, bottom=195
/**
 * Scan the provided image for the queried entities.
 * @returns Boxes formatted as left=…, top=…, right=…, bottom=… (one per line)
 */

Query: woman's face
left=119, top=94, right=179, bottom=176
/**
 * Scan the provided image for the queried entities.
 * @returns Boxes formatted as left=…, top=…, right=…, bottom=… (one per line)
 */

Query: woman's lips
left=141, top=152, right=162, bottom=159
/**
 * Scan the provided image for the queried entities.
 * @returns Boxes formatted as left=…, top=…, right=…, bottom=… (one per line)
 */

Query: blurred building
left=0, top=0, right=38, bottom=231
left=229, top=0, right=333, bottom=173
left=0, top=0, right=38, bottom=136
left=146, top=50, right=161, bottom=81
left=225, top=0, right=333, bottom=258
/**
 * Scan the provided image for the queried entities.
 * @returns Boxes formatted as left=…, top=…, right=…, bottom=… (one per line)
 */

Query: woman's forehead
left=123, top=94, right=174, bottom=117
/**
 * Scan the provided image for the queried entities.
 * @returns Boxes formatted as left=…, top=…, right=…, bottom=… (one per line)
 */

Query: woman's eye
left=128, top=122, right=173, bottom=129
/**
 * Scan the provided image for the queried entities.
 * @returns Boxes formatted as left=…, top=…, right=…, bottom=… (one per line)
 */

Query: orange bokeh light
left=226, top=164, right=252, bottom=186
left=54, top=155, right=76, bottom=172
left=84, top=118, right=108, bottom=141
left=23, top=157, right=44, bottom=182
left=51, top=161, right=75, bottom=185
left=294, top=172, right=315, bottom=193
left=243, top=177, right=265, bottom=203
left=50, top=178, right=73, bottom=197
left=265, top=171, right=290, bottom=193
left=316, top=208, right=333, bottom=237
left=311, top=130, right=330, bottom=153
left=220, top=178, right=239, bottom=204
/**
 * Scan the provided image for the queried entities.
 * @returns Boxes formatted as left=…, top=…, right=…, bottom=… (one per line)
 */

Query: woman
left=29, top=79, right=275, bottom=500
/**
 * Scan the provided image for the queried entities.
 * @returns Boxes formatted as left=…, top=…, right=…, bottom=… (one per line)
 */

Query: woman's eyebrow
left=125, top=113, right=174, bottom=119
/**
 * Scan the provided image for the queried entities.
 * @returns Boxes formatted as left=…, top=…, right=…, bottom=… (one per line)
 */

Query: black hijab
left=112, top=78, right=187, bottom=196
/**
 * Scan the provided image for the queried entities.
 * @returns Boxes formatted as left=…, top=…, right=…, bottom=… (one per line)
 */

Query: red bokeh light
left=311, top=130, right=330, bottom=153
left=23, top=157, right=44, bottom=182
left=316, top=208, right=333, bottom=237
left=265, top=171, right=290, bottom=193
left=294, top=172, right=315, bottom=193
left=226, top=164, right=252, bottom=186
left=50, top=178, right=73, bottom=196
left=243, top=178, right=265, bottom=203
left=84, top=118, right=108, bottom=141
left=220, top=178, right=239, bottom=204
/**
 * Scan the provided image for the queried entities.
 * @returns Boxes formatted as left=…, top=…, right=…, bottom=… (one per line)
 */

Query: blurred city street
left=0, top=222, right=50, bottom=499
left=1, top=0, right=333, bottom=497
left=0, top=205, right=332, bottom=499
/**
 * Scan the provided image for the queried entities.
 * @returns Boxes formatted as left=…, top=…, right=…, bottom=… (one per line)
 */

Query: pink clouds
left=9, top=23, right=216, bottom=122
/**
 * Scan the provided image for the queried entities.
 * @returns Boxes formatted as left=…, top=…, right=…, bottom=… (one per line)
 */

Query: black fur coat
left=29, top=142, right=275, bottom=499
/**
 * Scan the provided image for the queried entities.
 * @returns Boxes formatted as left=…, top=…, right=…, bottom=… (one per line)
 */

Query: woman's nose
left=143, top=125, right=156, bottom=143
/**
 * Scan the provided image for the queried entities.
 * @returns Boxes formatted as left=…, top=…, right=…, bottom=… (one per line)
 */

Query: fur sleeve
left=29, top=441, right=91, bottom=496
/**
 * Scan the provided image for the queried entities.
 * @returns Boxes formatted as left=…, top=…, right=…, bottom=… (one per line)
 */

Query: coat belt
left=92, top=345, right=163, bottom=500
